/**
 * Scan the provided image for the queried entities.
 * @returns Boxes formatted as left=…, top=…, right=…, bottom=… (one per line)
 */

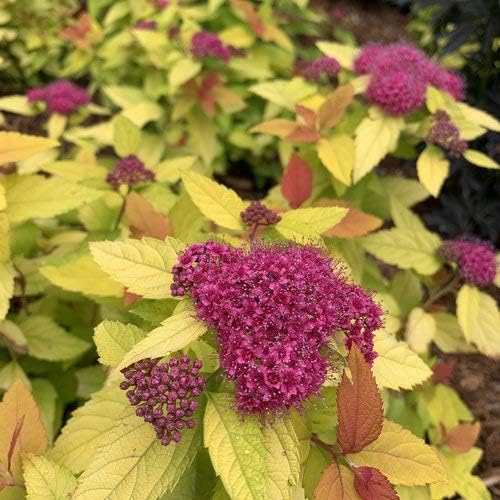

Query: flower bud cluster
left=439, top=239, right=496, bottom=287
left=106, top=155, right=156, bottom=189
left=172, top=243, right=382, bottom=416
left=135, top=20, right=157, bottom=30
left=240, top=201, right=281, bottom=227
left=302, top=56, right=341, bottom=83
left=191, top=31, right=234, bottom=62
left=354, top=43, right=465, bottom=115
left=27, top=80, right=90, bottom=115
left=120, top=356, right=205, bottom=445
left=427, top=110, right=467, bottom=158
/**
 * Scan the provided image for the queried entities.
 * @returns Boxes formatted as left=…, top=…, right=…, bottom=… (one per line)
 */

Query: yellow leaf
left=317, top=135, right=354, bottom=185
left=181, top=171, right=246, bottom=231
left=0, top=132, right=58, bottom=164
left=423, top=384, right=472, bottom=430
left=456, top=285, right=500, bottom=356
left=455, top=102, right=500, bottom=132
left=0, top=262, right=14, bottom=321
left=0, top=214, right=9, bottom=263
left=250, top=119, right=297, bottom=138
left=169, top=58, right=202, bottom=88
left=154, top=156, right=197, bottom=183
left=416, top=145, right=450, bottom=197
left=249, top=78, right=316, bottom=110
left=431, top=313, right=476, bottom=353
left=425, top=86, right=447, bottom=114
left=373, top=330, right=432, bottom=390
left=463, top=149, right=499, bottom=169
left=353, top=110, right=404, bottom=182
left=316, top=41, right=360, bottom=70
left=317, top=85, right=354, bottom=131
left=0, top=381, right=48, bottom=483
left=348, top=420, right=447, bottom=486
left=405, top=307, right=436, bottom=354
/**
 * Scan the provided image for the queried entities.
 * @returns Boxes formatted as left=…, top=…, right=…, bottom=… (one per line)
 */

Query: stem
left=423, top=274, right=460, bottom=310
left=113, top=187, right=130, bottom=231
left=311, top=435, right=341, bottom=458
left=13, top=263, right=29, bottom=315
left=249, top=223, right=261, bottom=242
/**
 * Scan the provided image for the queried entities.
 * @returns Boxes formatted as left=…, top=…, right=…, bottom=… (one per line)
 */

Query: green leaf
left=3, top=175, right=101, bottom=224
left=316, top=135, right=354, bottom=186
left=389, top=271, right=423, bottom=316
left=0, top=319, right=28, bottom=354
left=19, top=315, right=90, bottom=362
left=463, top=149, right=499, bottom=169
left=0, top=262, right=15, bottom=321
left=362, top=228, right=442, bottom=275
left=0, top=361, right=31, bottom=391
left=249, top=78, right=316, bottom=110
left=456, top=285, right=500, bottom=356
left=90, top=237, right=178, bottom=299
left=204, top=393, right=301, bottom=500
left=94, top=320, right=147, bottom=368
left=169, top=58, right=202, bottom=88
left=117, top=310, right=207, bottom=370
left=40, top=254, right=123, bottom=297
left=23, top=454, right=77, bottom=500
left=276, top=207, right=348, bottom=244
left=316, top=41, right=359, bottom=70
left=353, top=108, right=404, bottom=182
left=380, top=176, right=429, bottom=208
left=186, top=109, right=217, bottom=167
left=416, top=145, right=450, bottom=197
left=181, top=171, right=246, bottom=231
left=390, top=197, right=426, bottom=232
left=31, top=378, right=59, bottom=443
left=113, top=115, right=141, bottom=157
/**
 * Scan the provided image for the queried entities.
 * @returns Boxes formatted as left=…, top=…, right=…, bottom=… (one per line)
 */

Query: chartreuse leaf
left=456, top=285, right=500, bottom=356
left=316, top=135, right=354, bottom=185
left=249, top=78, right=316, bottom=110
left=416, top=145, right=449, bottom=197
left=276, top=207, right=348, bottom=244
left=395, top=485, right=431, bottom=499
left=31, top=379, right=58, bottom=443
left=94, top=320, right=147, bottom=368
left=380, top=176, right=429, bottom=208
left=0, top=214, right=9, bottom=263
left=117, top=310, right=207, bottom=370
left=348, top=420, right=446, bottom=486
left=316, top=41, right=359, bottom=70
left=43, top=161, right=106, bottom=182
left=405, top=307, right=436, bottom=354
left=113, top=115, right=141, bottom=157
left=463, top=149, right=499, bottom=169
left=0, top=262, right=15, bottom=321
left=181, top=171, right=246, bottom=231
left=19, top=316, right=90, bottom=362
left=0, top=95, right=35, bottom=115
left=90, top=237, right=178, bottom=299
left=373, top=331, right=432, bottom=390
left=431, top=312, right=476, bottom=353
left=169, top=58, right=202, bottom=88
left=455, top=101, right=500, bottom=132
left=40, top=254, right=123, bottom=297
left=423, top=384, right=472, bottom=430
left=204, top=393, right=301, bottom=500
left=362, top=228, right=442, bottom=275
left=0, top=361, right=31, bottom=391
left=0, top=131, right=58, bottom=164
left=0, top=381, right=48, bottom=483
left=353, top=108, right=404, bottom=183
left=3, top=175, right=101, bottom=223
left=23, top=454, right=77, bottom=499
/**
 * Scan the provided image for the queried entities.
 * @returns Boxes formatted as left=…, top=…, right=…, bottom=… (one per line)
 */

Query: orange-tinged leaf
left=285, top=124, right=321, bottom=143
left=296, top=105, right=317, bottom=129
left=281, top=154, right=313, bottom=209
left=318, top=85, right=354, bottom=131
left=213, top=87, right=246, bottom=114
left=443, top=422, right=480, bottom=454
left=0, top=131, right=58, bottom=164
left=231, top=0, right=265, bottom=35
left=125, top=192, right=172, bottom=240
left=316, top=199, right=382, bottom=238
left=354, top=467, right=399, bottom=500
left=123, top=289, right=141, bottom=307
left=314, top=460, right=360, bottom=500
left=337, top=345, right=383, bottom=454
left=59, top=13, right=94, bottom=50
left=250, top=119, right=297, bottom=138
left=0, top=381, right=48, bottom=483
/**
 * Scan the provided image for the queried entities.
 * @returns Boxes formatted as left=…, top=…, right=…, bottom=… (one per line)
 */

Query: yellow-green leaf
left=405, top=307, right=436, bottom=354
left=23, top=454, right=77, bottom=500
left=431, top=312, right=476, bottom=353
left=380, top=176, right=429, bottom=208
left=0, top=132, right=58, bottom=164
left=362, top=228, right=442, bottom=275
left=249, top=78, right=316, bottom=110
left=113, top=115, right=141, bottom=157
left=423, top=384, right=472, bottom=430
left=117, top=310, right=207, bottom=370
left=416, top=145, right=450, bottom=197
left=90, top=237, right=177, bottom=299
left=348, top=420, right=447, bottom=486
left=181, top=171, right=246, bottom=231
left=425, top=86, right=447, bottom=114
left=0, top=262, right=14, bottom=321
left=463, top=149, right=499, bottom=169
left=93, top=320, right=147, bottom=368
left=317, top=135, right=354, bottom=185
left=42, top=161, right=106, bottom=182
left=154, top=156, right=197, bottom=183
left=276, top=207, right=348, bottom=244
left=169, top=58, right=202, bottom=88
left=455, top=102, right=500, bottom=132
left=373, top=330, right=432, bottom=390
left=353, top=110, right=404, bottom=182
left=3, top=175, right=101, bottom=224
left=0, top=95, right=35, bottom=116
left=456, top=285, right=500, bottom=356
left=316, top=41, right=360, bottom=70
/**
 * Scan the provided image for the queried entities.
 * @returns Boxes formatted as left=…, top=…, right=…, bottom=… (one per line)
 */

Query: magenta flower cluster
left=439, top=239, right=497, bottom=287
left=354, top=43, right=465, bottom=115
left=172, top=243, right=382, bottom=415
left=120, top=356, right=205, bottom=446
left=302, top=56, right=341, bottom=83
left=27, top=80, right=90, bottom=115
left=191, top=31, right=233, bottom=62
left=106, top=155, right=155, bottom=189
left=427, top=110, right=467, bottom=158
left=135, top=20, right=157, bottom=30
left=240, top=201, right=281, bottom=227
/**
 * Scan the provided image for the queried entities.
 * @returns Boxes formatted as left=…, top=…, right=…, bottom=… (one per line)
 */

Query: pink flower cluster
left=27, top=80, right=90, bottom=115
left=439, top=239, right=496, bottom=287
left=302, top=56, right=341, bottom=82
left=135, top=20, right=157, bottom=30
left=172, top=243, right=382, bottom=415
left=427, top=110, right=467, bottom=158
left=120, top=356, right=204, bottom=446
left=106, top=155, right=156, bottom=189
left=354, top=44, right=465, bottom=115
left=191, top=31, right=233, bottom=62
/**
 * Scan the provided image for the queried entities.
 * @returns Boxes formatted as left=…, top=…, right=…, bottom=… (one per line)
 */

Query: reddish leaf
left=337, top=344, right=384, bottom=454
left=354, top=467, right=399, bottom=500
left=314, top=460, right=359, bottom=499
left=295, top=105, right=317, bottom=129
left=444, top=422, right=481, bottom=454
left=125, top=192, right=172, bottom=240
left=281, top=154, right=313, bottom=209
left=123, top=289, right=141, bottom=307
left=318, top=85, right=354, bottom=131
left=431, top=362, right=454, bottom=384
left=199, top=72, right=221, bottom=116
left=231, top=0, right=266, bottom=35
left=59, top=13, right=93, bottom=50
left=285, top=124, right=321, bottom=143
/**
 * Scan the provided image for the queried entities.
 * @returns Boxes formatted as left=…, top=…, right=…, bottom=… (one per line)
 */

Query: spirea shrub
left=27, top=80, right=90, bottom=115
